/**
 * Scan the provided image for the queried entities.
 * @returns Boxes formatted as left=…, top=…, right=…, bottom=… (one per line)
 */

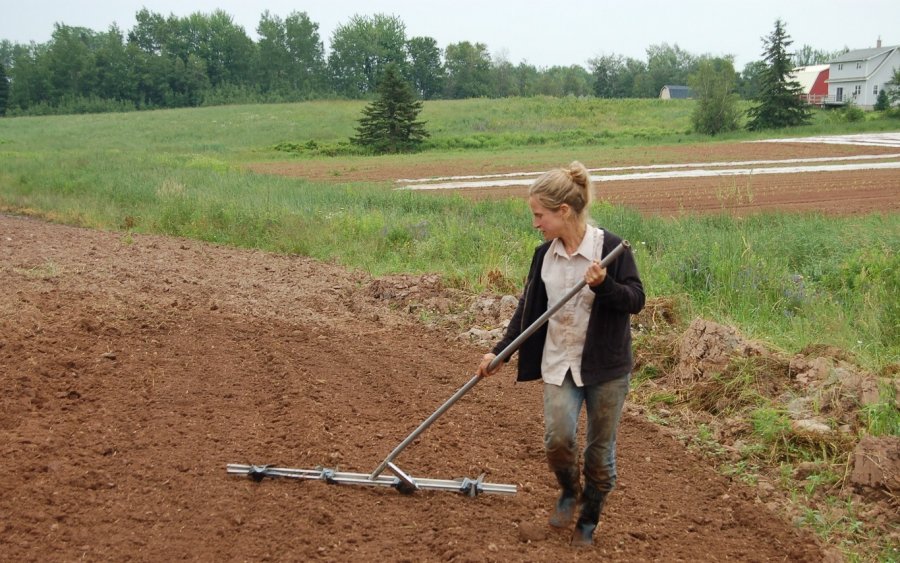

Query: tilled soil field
left=0, top=214, right=826, bottom=561
left=250, top=139, right=900, bottom=216
left=420, top=167, right=900, bottom=216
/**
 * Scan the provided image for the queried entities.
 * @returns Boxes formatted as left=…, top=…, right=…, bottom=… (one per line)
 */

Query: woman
left=478, top=161, right=644, bottom=547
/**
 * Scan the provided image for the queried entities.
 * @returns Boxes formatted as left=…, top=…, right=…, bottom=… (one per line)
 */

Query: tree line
left=355, top=18, right=895, bottom=153
left=0, top=10, right=846, bottom=116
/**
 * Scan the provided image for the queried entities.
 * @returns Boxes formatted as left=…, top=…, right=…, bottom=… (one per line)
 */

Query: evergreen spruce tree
left=0, top=62, right=9, bottom=117
left=352, top=63, right=429, bottom=154
left=746, top=19, right=811, bottom=131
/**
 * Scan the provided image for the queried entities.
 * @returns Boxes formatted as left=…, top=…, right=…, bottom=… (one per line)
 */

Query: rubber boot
left=548, top=468, right=581, bottom=528
left=570, top=484, right=608, bottom=547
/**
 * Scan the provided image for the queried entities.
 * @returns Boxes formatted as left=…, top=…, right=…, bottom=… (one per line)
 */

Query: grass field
left=0, top=97, right=898, bottom=369
left=1, top=97, right=898, bottom=562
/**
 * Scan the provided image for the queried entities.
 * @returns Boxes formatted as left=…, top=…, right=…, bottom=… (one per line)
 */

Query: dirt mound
left=667, top=318, right=888, bottom=452
left=0, top=214, right=825, bottom=561
left=626, top=310, right=897, bottom=557
left=851, top=436, right=900, bottom=493
left=368, top=276, right=520, bottom=348
left=673, top=318, right=771, bottom=386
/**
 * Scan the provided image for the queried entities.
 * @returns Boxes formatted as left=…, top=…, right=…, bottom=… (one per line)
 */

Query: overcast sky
left=1, top=0, right=896, bottom=70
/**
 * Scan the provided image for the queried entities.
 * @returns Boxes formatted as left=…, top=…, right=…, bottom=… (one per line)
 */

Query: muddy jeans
left=543, top=372, right=629, bottom=492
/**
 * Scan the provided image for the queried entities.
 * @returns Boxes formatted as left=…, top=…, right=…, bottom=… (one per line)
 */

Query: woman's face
left=528, top=196, right=569, bottom=241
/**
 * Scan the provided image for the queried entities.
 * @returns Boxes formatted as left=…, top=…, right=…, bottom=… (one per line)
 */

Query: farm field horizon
left=1, top=99, right=898, bottom=365
left=1, top=99, right=898, bottom=358
left=1, top=99, right=898, bottom=561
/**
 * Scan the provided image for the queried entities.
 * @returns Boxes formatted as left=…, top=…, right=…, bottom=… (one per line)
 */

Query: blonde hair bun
left=529, top=161, right=594, bottom=222
left=567, top=161, right=590, bottom=188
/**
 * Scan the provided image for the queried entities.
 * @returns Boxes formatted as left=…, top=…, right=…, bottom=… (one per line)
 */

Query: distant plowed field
left=396, top=134, right=900, bottom=216
left=252, top=133, right=900, bottom=216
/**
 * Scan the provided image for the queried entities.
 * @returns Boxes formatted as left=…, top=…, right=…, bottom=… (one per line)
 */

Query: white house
left=825, top=39, right=899, bottom=109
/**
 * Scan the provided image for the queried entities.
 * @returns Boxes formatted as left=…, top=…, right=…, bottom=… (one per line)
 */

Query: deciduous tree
left=257, top=11, right=325, bottom=95
left=887, top=68, right=900, bottom=104
left=882, top=68, right=900, bottom=117
left=184, top=10, right=256, bottom=88
left=406, top=36, right=444, bottom=99
left=0, top=40, right=15, bottom=70
left=443, top=41, right=491, bottom=98
left=46, top=25, right=98, bottom=102
left=7, top=43, right=51, bottom=109
left=646, top=43, right=697, bottom=94
left=490, top=52, right=518, bottom=98
left=284, top=11, right=326, bottom=93
left=738, top=60, right=766, bottom=100
left=0, top=62, right=9, bottom=116
left=93, top=25, right=133, bottom=102
left=352, top=63, right=428, bottom=153
left=589, top=54, right=626, bottom=98
left=513, top=62, right=540, bottom=97
left=128, top=9, right=169, bottom=55
left=689, top=57, right=740, bottom=135
left=791, top=44, right=848, bottom=67
left=328, top=14, right=408, bottom=98
left=256, top=11, right=292, bottom=92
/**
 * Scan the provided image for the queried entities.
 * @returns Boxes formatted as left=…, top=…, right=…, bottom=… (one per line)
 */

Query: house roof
left=830, top=45, right=898, bottom=63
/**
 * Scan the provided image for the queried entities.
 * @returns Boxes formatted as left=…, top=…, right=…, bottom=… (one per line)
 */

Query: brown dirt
left=248, top=141, right=900, bottom=183
left=446, top=168, right=900, bottom=217
left=0, top=214, right=825, bottom=561
left=248, top=141, right=900, bottom=217
left=851, top=437, right=900, bottom=492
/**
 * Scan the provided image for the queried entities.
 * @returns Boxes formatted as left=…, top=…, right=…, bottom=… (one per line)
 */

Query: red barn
left=791, top=65, right=830, bottom=105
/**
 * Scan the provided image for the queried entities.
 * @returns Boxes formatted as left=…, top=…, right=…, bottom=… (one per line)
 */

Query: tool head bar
left=227, top=464, right=517, bottom=496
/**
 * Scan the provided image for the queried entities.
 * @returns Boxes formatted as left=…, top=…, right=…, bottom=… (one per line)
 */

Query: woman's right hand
left=477, top=353, right=501, bottom=377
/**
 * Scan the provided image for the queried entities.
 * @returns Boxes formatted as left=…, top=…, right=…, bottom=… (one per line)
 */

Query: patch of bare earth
left=247, top=141, right=900, bottom=217
left=1, top=214, right=824, bottom=561
left=442, top=168, right=900, bottom=217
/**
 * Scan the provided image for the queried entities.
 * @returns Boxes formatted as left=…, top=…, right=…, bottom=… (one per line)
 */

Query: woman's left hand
left=585, top=260, right=607, bottom=287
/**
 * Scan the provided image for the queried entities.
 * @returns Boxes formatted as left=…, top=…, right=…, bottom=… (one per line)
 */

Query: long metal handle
left=369, top=241, right=630, bottom=480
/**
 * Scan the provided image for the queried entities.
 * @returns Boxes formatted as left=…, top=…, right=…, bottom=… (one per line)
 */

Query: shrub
left=874, top=89, right=890, bottom=112
left=840, top=101, right=865, bottom=122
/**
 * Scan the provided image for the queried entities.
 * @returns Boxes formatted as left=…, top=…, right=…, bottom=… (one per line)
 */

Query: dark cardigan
left=491, top=229, right=645, bottom=385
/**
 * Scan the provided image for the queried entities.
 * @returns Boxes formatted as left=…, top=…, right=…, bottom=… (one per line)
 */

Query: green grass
left=863, top=382, right=900, bottom=436
left=1, top=97, right=898, bottom=370
left=615, top=207, right=899, bottom=369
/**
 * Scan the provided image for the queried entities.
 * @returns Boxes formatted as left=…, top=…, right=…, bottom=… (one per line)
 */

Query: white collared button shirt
left=539, top=226, right=605, bottom=387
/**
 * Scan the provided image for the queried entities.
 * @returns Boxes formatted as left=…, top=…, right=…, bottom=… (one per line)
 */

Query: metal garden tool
left=229, top=241, right=631, bottom=497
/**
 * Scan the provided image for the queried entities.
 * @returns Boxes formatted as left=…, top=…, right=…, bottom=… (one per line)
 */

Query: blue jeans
left=543, top=372, right=629, bottom=492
